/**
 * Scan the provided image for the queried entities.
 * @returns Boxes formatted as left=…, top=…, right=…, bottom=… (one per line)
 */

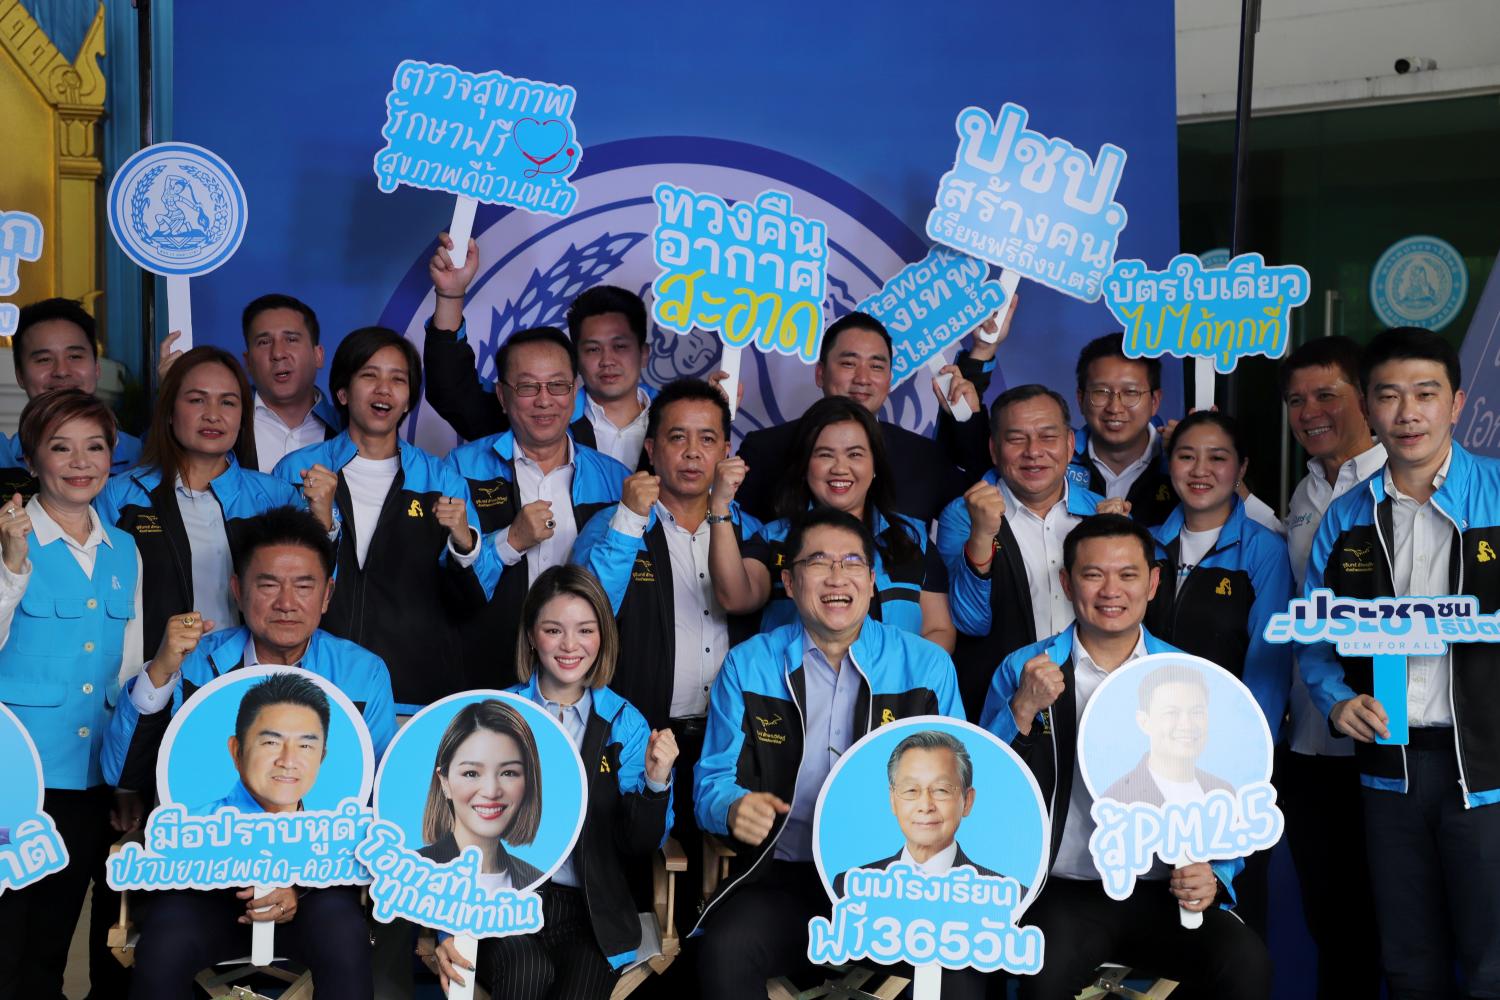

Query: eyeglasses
left=1085, top=386, right=1150, bottom=409
left=893, top=783, right=961, bottom=802
left=503, top=379, right=575, bottom=398
left=792, top=552, right=871, bottom=577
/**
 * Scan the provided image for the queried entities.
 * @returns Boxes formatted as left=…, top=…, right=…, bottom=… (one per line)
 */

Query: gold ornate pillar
left=0, top=0, right=107, bottom=323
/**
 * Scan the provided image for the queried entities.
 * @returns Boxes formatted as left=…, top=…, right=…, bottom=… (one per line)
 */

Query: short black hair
left=1359, top=326, right=1462, bottom=396
left=818, top=312, right=892, bottom=368
left=1166, top=410, right=1248, bottom=464
left=990, top=383, right=1072, bottom=439
left=1063, top=513, right=1157, bottom=573
left=14, top=298, right=97, bottom=370
left=233, top=672, right=331, bottom=749
left=1075, top=332, right=1161, bottom=394
left=495, top=326, right=576, bottom=385
left=233, top=506, right=336, bottom=580
left=328, top=327, right=422, bottom=422
left=1137, top=663, right=1209, bottom=712
left=565, top=286, right=647, bottom=348
left=647, top=378, right=730, bottom=440
left=783, top=505, right=876, bottom=568
left=242, top=293, right=321, bottom=347
left=1277, top=335, right=1364, bottom=398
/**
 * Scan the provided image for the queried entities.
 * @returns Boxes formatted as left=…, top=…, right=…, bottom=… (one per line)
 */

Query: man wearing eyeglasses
left=444, top=326, right=631, bottom=679
left=694, top=506, right=963, bottom=1000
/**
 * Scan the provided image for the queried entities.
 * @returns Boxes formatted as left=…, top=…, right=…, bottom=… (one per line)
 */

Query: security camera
left=1394, top=57, right=1437, bottom=74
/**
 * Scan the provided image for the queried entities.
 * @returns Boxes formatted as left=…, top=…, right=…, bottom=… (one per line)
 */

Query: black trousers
left=1363, top=735, right=1500, bottom=999
left=0, top=785, right=115, bottom=1000
left=128, top=885, right=372, bottom=1000
left=1280, top=747, right=1381, bottom=999
left=479, top=884, right=618, bottom=1000
left=1016, top=877, right=1271, bottom=1000
left=697, top=860, right=995, bottom=1000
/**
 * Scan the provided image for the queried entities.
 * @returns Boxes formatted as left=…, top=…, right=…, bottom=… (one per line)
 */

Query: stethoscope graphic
left=514, top=118, right=577, bottom=179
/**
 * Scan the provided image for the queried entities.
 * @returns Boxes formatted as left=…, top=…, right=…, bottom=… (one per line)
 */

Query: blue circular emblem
left=107, top=142, right=248, bottom=277
left=1199, top=247, right=1230, bottom=270
left=1370, top=235, right=1467, bottom=331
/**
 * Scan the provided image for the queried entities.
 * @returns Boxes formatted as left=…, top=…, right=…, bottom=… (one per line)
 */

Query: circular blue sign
left=1370, top=235, right=1468, bottom=331
left=107, top=142, right=248, bottom=277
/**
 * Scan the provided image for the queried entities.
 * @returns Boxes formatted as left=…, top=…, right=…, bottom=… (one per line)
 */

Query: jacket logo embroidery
left=1480, top=541, right=1496, bottom=564
left=773, top=551, right=786, bottom=568
left=473, top=482, right=508, bottom=509
left=1041, top=706, right=1053, bottom=735
left=753, top=713, right=785, bottom=746
left=134, top=513, right=162, bottom=534
left=631, top=556, right=656, bottom=584
left=1341, top=543, right=1374, bottom=574
left=880, top=708, right=895, bottom=725
left=1215, top=577, right=1232, bottom=596
left=1156, top=484, right=1170, bottom=502
left=111, top=575, right=122, bottom=591
left=407, top=500, right=424, bottom=518
left=600, top=755, right=611, bottom=773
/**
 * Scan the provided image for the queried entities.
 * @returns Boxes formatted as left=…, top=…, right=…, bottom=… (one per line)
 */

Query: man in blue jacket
left=1301, top=327, right=1500, bottom=999
left=693, top=506, right=963, bottom=1000
left=981, top=514, right=1270, bottom=999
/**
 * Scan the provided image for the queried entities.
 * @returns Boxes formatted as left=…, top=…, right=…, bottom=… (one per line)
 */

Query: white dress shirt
left=1385, top=449, right=1455, bottom=728
left=609, top=501, right=728, bottom=719
left=1089, top=425, right=1159, bottom=500
left=898, top=840, right=959, bottom=875
left=175, top=479, right=238, bottom=636
left=1052, top=628, right=1148, bottom=881
left=0, top=497, right=146, bottom=684
left=496, top=441, right=578, bottom=585
left=252, top=391, right=330, bottom=473
left=1284, top=442, right=1386, bottom=755
left=999, top=479, right=1080, bottom=641
left=585, top=388, right=650, bottom=470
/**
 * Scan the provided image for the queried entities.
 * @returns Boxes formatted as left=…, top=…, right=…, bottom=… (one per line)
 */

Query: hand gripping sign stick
left=719, top=343, right=743, bottom=422
left=251, top=886, right=276, bottom=965
left=931, top=270, right=1022, bottom=424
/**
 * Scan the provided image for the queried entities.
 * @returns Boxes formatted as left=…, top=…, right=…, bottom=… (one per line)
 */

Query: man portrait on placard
left=197, top=671, right=330, bottom=816
left=1103, top=663, right=1233, bottom=806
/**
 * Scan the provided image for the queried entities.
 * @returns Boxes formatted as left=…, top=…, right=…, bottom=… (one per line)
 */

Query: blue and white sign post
left=374, top=60, right=584, bottom=269
left=809, top=717, right=1049, bottom=998
left=1077, top=653, right=1285, bottom=930
left=854, top=246, right=1015, bottom=423
left=1263, top=590, right=1500, bottom=747
left=0, top=210, right=44, bottom=337
left=106, top=143, right=249, bottom=351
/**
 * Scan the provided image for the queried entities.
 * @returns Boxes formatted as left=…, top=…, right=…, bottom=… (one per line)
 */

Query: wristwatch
left=705, top=511, right=733, bottom=525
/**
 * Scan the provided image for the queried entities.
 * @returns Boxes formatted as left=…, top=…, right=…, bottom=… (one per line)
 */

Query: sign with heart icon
left=374, top=59, right=584, bottom=268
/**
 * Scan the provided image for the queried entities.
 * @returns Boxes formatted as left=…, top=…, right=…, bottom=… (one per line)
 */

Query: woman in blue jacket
left=721, top=397, right=955, bottom=650
left=0, top=390, right=144, bottom=998
left=96, top=347, right=301, bottom=664
left=433, top=565, right=675, bottom=999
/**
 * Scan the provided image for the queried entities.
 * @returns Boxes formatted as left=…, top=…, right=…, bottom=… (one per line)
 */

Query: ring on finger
left=545, top=518, right=556, bottom=529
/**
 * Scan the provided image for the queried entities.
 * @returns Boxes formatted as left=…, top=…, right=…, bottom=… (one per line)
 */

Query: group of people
left=0, top=229, right=1488, bottom=1000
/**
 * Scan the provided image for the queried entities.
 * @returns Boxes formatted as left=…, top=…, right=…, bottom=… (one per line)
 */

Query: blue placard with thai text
left=107, top=667, right=376, bottom=892
left=809, top=717, right=1048, bottom=974
left=0, top=210, right=44, bottom=337
left=1262, top=589, right=1500, bottom=746
left=1078, top=653, right=1284, bottom=902
left=0, top=703, right=68, bottom=893
left=1103, top=252, right=1311, bottom=374
left=650, top=184, right=828, bottom=363
left=374, top=59, right=582, bottom=217
left=926, top=101, right=1127, bottom=303
left=359, top=691, right=586, bottom=939
left=855, top=247, right=1006, bottom=389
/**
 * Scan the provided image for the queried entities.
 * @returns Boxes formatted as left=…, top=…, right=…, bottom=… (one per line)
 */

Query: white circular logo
left=107, top=142, right=248, bottom=277
left=1370, top=235, right=1467, bottom=331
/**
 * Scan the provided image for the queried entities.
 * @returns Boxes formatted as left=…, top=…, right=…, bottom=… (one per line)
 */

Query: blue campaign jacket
left=571, top=500, right=760, bottom=729
left=1145, top=496, right=1294, bottom=738
left=273, top=433, right=497, bottom=711
left=446, top=431, right=628, bottom=689
left=936, top=470, right=1103, bottom=717
left=748, top=510, right=946, bottom=637
left=94, top=454, right=304, bottom=662
left=980, top=625, right=1243, bottom=900
left=693, top=619, right=962, bottom=930
left=507, top=675, right=672, bottom=969
left=0, top=429, right=141, bottom=502
left=102, top=626, right=397, bottom=791
left=0, top=521, right=138, bottom=789
left=1302, top=443, right=1500, bottom=807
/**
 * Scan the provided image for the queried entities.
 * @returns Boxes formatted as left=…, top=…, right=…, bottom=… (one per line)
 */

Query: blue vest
left=0, top=525, right=139, bottom=789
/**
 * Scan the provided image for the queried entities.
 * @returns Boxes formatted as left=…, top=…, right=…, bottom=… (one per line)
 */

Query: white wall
left=1177, top=0, right=1500, bottom=118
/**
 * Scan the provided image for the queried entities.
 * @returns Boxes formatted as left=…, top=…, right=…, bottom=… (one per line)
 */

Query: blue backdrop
left=168, top=0, right=1181, bottom=448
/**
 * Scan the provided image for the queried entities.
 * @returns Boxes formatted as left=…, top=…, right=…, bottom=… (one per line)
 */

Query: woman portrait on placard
left=418, top=698, right=545, bottom=890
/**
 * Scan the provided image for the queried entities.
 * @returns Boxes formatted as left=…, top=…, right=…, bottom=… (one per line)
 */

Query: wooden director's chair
left=415, top=836, right=687, bottom=1000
